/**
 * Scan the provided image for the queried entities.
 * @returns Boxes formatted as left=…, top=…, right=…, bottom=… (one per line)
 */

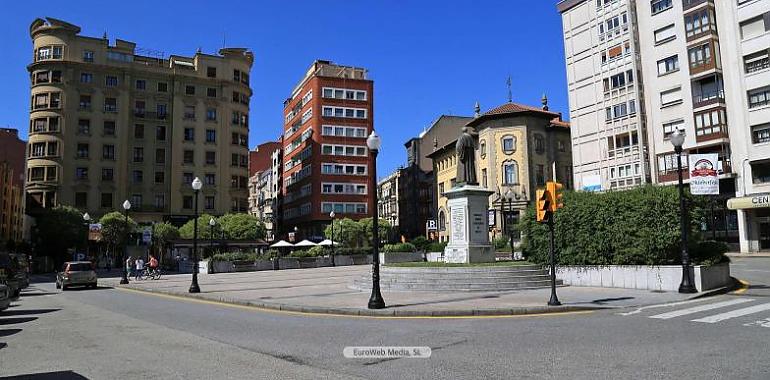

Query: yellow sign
left=727, top=194, right=770, bottom=210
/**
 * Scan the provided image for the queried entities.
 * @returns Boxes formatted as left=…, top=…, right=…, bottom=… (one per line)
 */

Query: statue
left=455, top=126, right=478, bottom=186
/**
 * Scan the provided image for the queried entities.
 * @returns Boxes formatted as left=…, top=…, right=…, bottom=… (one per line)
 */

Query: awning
left=270, top=240, right=294, bottom=248
left=294, top=239, right=317, bottom=247
left=727, top=194, right=770, bottom=210
left=317, top=239, right=339, bottom=246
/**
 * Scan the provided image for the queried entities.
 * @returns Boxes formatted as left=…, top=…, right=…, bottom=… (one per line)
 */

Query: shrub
left=212, top=251, right=257, bottom=262
left=411, top=236, right=430, bottom=252
left=689, top=240, right=730, bottom=266
left=493, top=236, right=511, bottom=250
left=519, top=185, right=723, bottom=266
left=382, top=243, right=417, bottom=253
left=427, top=241, right=448, bottom=252
left=336, top=247, right=373, bottom=256
left=263, top=249, right=280, bottom=259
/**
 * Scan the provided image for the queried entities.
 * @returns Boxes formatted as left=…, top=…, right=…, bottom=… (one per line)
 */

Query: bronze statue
left=455, top=126, right=478, bottom=186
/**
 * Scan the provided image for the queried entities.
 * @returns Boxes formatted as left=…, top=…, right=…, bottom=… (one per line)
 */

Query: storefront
left=727, top=193, right=770, bottom=252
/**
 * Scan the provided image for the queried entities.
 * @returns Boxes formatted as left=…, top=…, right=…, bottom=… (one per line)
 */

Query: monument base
left=442, top=185, right=496, bottom=264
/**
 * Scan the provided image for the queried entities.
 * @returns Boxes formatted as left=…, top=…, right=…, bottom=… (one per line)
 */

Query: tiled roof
left=482, top=102, right=558, bottom=117
left=550, top=117, right=570, bottom=128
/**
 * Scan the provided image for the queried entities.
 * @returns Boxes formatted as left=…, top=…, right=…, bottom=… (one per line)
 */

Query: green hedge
left=335, top=247, right=373, bottom=256
left=382, top=243, right=417, bottom=253
left=520, top=185, right=725, bottom=266
left=427, top=241, right=448, bottom=252
left=410, top=236, right=431, bottom=252
left=493, top=236, right=511, bottom=250
left=290, top=246, right=326, bottom=258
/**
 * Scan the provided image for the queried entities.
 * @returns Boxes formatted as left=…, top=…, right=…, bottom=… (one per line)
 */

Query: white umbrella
left=270, top=240, right=294, bottom=248
left=317, top=239, right=339, bottom=246
left=294, top=239, right=317, bottom=247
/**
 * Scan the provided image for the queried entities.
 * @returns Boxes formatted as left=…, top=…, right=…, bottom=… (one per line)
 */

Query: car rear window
left=68, top=263, right=92, bottom=271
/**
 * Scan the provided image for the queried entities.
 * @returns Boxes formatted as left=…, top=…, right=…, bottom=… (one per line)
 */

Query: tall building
left=248, top=141, right=281, bottom=177
left=557, top=0, right=770, bottom=253
left=0, top=128, right=27, bottom=243
left=281, top=60, right=373, bottom=239
left=26, top=17, right=253, bottom=224
left=248, top=141, right=282, bottom=241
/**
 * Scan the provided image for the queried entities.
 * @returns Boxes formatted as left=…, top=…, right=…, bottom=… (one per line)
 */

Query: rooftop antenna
left=506, top=75, right=512, bottom=103
left=222, top=31, right=226, bottom=49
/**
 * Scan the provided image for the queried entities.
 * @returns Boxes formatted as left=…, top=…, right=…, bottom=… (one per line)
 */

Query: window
left=321, top=125, right=367, bottom=137
left=321, top=163, right=367, bottom=176
left=156, top=126, right=166, bottom=141
left=103, top=121, right=116, bottom=136
left=685, top=8, right=716, bottom=39
left=80, top=72, right=92, bottom=83
left=322, top=144, right=367, bottom=156
left=155, top=171, right=165, bottom=184
left=133, top=147, right=144, bottom=162
left=134, top=124, right=144, bottom=139
left=157, top=82, right=168, bottom=92
left=183, top=195, right=193, bottom=210
left=83, top=50, right=94, bottom=62
left=183, top=172, right=194, bottom=185
left=752, top=124, right=770, bottom=144
left=233, top=91, right=241, bottom=103
left=154, top=194, right=165, bottom=209
left=206, top=108, right=217, bottom=121
left=481, top=168, right=488, bottom=187
left=322, top=106, right=367, bottom=119
left=104, top=98, right=117, bottom=112
left=745, top=49, right=770, bottom=73
left=101, top=193, right=113, bottom=208
left=185, top=85, right=195, bottom=95
left=105, top=76, right=118, bottom=87
left=36, top=45, right=63, bottom=61
left=233, top=70, right=241, bottom=82
left=132, top=170, right=143, bottom=183
left=321, top=87, right=367, bottom=101
left=752, top=161, right=770, bottom=184
left=184, top=105, right=195, bottom=119
left=135, top=80, right=146, bottom=90
left=660, top=87, right=683, bottom=107
left=102, top=168, right=114, bottom=181
left=748, top=86, right=770, bottom=108
left=102, top=145, right=115, bottom=160
left=207, top=87, right=217, bottom=97
left=320, top=202, right=367, bottom=215
left=479, top=140, right=486, bottom=158
left=205, top=173, right=216, bottom=185
left=662, top=119, right=685, bottom=138
left=183, top=150, right=194, bottom=164
left=534, top=135, right=545, bottom=154
left=205, top=151, right=216, bottom=165
left=130, top=194, right=142, bottom=208
left=79, top=95, right=91, bottom=110
left=503, top=161, right=519, bottom=185
left=205, top=196, right=215, bottom=210
left=207, top=66, right=217, bottom=78
left=558, top=140, right=567, bottom=152
left=651, top=0, right=672, bottom=14
left=155, top=148, right=165, bottom=164
left=657, top=55, right=679, bottom=75
left=658, top=152, right=689, bottom=173
left=688, top=42, right=712, bottom=69
left=75, top=192, right=88, bottom=208
left=157, top=104, right=167, bottom=118
left=605, top=100, right=637, bottom=121
left=694, top=108, right=727, bottom=137
left=206, top=129, right=216, bottom=143
left=502, top=136, right=516, bottom=153
left=47, top=141, right=59, bottom=156
left=184, top=128, right=195, bottom=141
left=654, top=24, right=676, bottom=44
left=739, top=13, right=769, bottom=40
left=536, top=164, right=545, bottom=186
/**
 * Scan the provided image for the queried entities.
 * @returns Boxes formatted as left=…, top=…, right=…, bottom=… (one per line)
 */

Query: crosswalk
left=618, top=297, right=770, bottom=329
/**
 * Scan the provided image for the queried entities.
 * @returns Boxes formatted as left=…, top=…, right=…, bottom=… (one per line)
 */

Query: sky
left=0, top=0, right=569, bottom=177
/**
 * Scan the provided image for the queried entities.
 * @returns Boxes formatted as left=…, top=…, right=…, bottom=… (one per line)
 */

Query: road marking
left=692, top=303, right=770, bottom=324
left=616, top=298, right=712, bottom=316
left=732, top=279, right=750, bottom=295
left=649, top=298, right=754, bottom=320
left=114, top=287, right=594, bottom=320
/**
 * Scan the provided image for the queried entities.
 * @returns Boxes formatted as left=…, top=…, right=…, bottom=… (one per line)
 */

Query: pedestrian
left=106, top=256, right=112, bottom=272
left=125, top=256, right=133, bottom=279
left=135, top=257, right=145, bottom=280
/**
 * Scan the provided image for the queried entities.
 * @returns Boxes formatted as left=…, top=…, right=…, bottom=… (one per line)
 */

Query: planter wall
left=379, top=252, right=425, bottom=264
left=426, top=252, right=444, bottom=262
left=556, top=263, right=731, bottom=292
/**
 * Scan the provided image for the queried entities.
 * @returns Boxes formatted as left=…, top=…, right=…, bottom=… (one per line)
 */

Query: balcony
left=695, top=122, right=729, bottom=143
left=746, top=55, right=770, bottom=74
left=682, top=0, right=708, bottom=11
left=692, top=74, right=725, bottom=108
left=133, top=110, right=167, bottom=120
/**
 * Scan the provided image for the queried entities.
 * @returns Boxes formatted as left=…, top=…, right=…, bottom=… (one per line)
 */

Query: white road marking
left=648, top=299, right=754, bottom=320
left=616, top=298, right=712, bottom=316
left=692, top=303, right=770, bottom=324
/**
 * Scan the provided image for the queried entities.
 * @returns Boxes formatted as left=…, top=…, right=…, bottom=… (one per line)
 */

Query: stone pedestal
left=443, top=185, right=495, bottom=263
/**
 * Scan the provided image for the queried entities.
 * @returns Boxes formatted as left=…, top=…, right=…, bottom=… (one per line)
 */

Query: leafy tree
left=99, top=211, right=138, bottom=261
left=410, top=236, right=430, bottom=252
left=179, top=214, right=216, bottom=239
left=34, top=205, right=88, bottom=265
left=359, top=217, right=391, bottom=247
left=152, top=222, right=180, bottom=258
left=218, top=213, right=265, bottom=240
left=324, top=218, right=363, bottom=247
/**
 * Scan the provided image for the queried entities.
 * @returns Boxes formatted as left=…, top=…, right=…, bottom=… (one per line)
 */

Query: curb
left=110, top=283, right=604, bottom=318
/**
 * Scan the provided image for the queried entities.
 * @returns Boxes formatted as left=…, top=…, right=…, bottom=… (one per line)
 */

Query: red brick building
left=249, top=141, right=281, bottom=177
left=281, top=60, right=374, bottom=239
left=0, top=128, right=27, bottom=243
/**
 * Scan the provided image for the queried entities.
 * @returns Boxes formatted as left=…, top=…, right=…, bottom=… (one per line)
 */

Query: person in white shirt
left=135, top=258, right=145, bottom=280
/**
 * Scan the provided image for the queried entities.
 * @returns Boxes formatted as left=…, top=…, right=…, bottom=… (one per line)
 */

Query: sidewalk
left=100, top=266, right=725, bottom=317
left=726, top=251, right=770, bottom=258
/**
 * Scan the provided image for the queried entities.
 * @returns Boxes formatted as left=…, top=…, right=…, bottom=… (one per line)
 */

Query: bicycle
left=141, top=267, right=162, bottom=280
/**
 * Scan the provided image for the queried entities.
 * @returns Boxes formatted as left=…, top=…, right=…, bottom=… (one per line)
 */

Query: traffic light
left=536, top=188, right=551, bottom=223
left=546, top=181, right=564, bottom=213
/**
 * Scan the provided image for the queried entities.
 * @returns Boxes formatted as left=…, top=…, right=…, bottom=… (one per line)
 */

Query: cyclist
left=145, top=255, right=159, bottom=279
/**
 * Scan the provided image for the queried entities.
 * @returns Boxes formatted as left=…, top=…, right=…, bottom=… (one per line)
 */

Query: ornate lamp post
left=82, top=213, right=91, bottom=261
left=505, top=188, right=516, bottom=259
left=120, top=200, right=131, bottom=284
left=671, top=129, right=697, bottom=293
left=189, top=177, right=202, bottom=293
left=329, top=211, right=336, bottom=267
left=367, top=131, right=385, bottom=309
left=208, top=217, right=216, bottom=274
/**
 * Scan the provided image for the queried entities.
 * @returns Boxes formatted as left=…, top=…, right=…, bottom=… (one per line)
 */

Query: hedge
left=519, top=185, right=726, bottom=266
left=382, top=243, right=417, bottom=253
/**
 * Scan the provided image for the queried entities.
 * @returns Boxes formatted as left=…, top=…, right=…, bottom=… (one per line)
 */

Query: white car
left=56, top=261, right=98, bottom=290
left=0, top=284, right=10, bottom=312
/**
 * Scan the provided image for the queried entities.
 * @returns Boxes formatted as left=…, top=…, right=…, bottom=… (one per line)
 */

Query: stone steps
left=353, top=279, right=563, bottom=291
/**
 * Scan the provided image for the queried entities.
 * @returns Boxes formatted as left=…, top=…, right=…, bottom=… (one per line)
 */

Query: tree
left=99, top=211, right=138, bottom=261
left=218, top=213, right=265, bottom=240
left=179, top=214, right=216, bottom=239
left=152, top=222, right=179, bottom=259
left=324, top=218, right=363, bottom=248
left=359, top=217, right=391, bottom=247
left=34, top=205, right=87, bottom=266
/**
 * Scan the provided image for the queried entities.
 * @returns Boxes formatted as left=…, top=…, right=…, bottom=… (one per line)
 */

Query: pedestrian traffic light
left=546, top=181, right=564, bottom=213
left=536, top=188, right=551, bottom=223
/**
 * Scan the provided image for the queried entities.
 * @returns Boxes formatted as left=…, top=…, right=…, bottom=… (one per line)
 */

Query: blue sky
left=0, top=0, right=568, bottom=176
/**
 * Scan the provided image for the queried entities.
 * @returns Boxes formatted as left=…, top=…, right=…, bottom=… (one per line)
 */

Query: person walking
left=125, top=256, right=133, bottom=279
left=135, top=257, right=145, bottom=280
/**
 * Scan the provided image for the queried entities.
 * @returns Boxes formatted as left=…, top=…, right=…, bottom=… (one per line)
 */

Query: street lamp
left=189, top=177, right=202, bottom=293
left=505, top=188, right=516, bottom=259
left=329, top=211, right=336, bottom=267
left=120, top=200, right=131, bottom=284
left=82, top=213, right=90, bottom=260
left=366, top=130, right=385, bottom=309
left=208, top=217, right=216, bottom=274
left=671, top=129, right=696, bottom=293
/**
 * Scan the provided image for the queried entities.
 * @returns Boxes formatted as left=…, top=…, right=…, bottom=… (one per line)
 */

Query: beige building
left=248, top=149, right=282, bottom=242
left=428, top=100, right=572, bottom=242
left=26, top=18, right=253, bottom=223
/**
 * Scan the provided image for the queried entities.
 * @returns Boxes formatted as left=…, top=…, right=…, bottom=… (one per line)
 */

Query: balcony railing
left=695, top=123, right=729, bottom=142
left=692, top=89, right=724, bottom=108
left=746, top=57, right=770, bottom=74
left=133, top=110, right=168, bottom=120
left=682, top=0, right=708, bottom=11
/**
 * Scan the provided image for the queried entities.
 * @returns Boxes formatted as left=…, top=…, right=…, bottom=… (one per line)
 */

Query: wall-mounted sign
left=727, top=194, right=770, bottom=210
left=88, top=223, right=102, bottom=241
left=582, top=175, right=602, bottom=192
left=487, top=210, right=496, bottom=227
left=689, top=154, right=719, bottom=195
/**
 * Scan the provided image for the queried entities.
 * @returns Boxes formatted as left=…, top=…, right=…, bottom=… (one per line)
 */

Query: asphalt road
left=1, top=258, right=769, bottom=380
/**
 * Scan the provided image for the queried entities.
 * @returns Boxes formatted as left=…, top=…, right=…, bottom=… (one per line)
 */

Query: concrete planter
left=278, top=258, right=300, bottom=269
left=212, top=261, right=234, bottom=273
left=556, top=263, right=731, bottom=292
left=379, top=252, right=425, bottom=264
left=426, top=251, right=444, bottom=262
left=334, top=254, right=372, bottom=266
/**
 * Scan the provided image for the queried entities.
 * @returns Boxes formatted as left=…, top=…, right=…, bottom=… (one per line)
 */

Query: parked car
left=0, top=284, right=10, bottom=312
left=56, top=261, right=98, bottom=290
left=9, top=254, right=29, bottom=289
left=0, top=253, right=22, bottom=298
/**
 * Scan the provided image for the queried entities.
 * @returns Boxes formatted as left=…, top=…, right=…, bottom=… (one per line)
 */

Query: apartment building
left=248, top=142, right=282, bottom=241
left=558, top=0, right=770, bottom=253
left=0, top=129, right=27, bottom=244
left=26, top=18, right=253, bottom=224
left=281, top=60, right=373, bottom=239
